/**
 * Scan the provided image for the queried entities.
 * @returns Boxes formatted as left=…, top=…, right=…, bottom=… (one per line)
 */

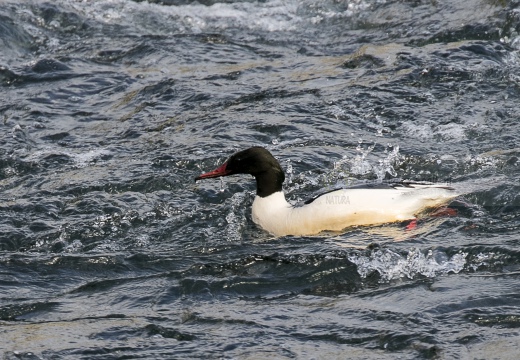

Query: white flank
left=251, top=185, right=458, bottom=236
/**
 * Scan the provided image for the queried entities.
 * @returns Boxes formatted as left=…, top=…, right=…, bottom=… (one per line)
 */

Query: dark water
left=1, top=0, right=520, bottom=358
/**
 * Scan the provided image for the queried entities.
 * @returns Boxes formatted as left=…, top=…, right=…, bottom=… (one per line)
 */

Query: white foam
left=400, top=121, right=434, bottom=140
left=401, top=121, right=473, bottom=142
left=73, top=148, right=112, bottom=168
left=23, top=146, right=111, bottom=168
left=348, top=247, right=467, bottom=282
left=56, top=0, right=373, bottom=34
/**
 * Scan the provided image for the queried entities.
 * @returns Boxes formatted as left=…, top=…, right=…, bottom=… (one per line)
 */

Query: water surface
left=1, top=0, right=520, bottom=358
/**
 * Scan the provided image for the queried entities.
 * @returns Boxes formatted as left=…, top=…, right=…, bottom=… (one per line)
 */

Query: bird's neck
left=255, top=169, right=285, bottom=198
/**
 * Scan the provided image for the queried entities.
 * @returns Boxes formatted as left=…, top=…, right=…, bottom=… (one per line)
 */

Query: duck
left=195, top=147, right=458, bottom=236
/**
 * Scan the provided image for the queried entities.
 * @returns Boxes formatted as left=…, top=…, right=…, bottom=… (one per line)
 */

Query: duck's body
left=196, top=147, right=458, bottom=236
left=252, top=185, right=456, bottom=236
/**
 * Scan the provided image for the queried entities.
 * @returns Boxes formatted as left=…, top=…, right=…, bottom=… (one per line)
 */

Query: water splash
left=373, top=145, right=400, bottom=181
left=219, top=176, right=226, bottom=193
left=285, top=159, right=293, bottom=185
left=375, top=115, right=391, bottom=137
left=338, top=142, right=401, bottom=181
left=350, top=140, right=374, bottom=176
left=225, top=192, right=248, bottom=241
left=401, top=121, right=470, bottom=142
left=349, top=247, right=467, bottom=282
left=58, top=0, right=374, bottom=35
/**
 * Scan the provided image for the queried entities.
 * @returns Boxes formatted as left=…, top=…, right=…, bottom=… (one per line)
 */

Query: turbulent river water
left=1, top=0, right=520, bottom=358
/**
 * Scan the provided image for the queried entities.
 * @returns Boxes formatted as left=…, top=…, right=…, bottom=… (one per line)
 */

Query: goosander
left=195, top=147, right=458, bottom=236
